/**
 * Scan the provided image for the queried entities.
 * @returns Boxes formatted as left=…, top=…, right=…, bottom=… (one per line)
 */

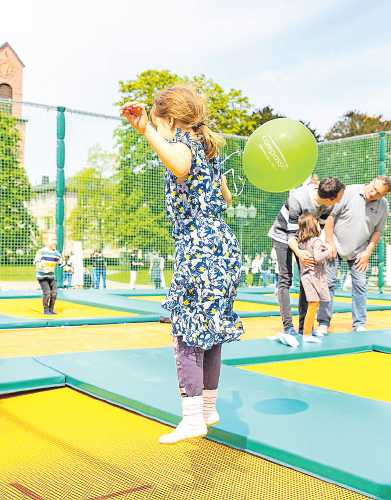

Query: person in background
left=63, top=255, right=74, bottom=288
left=34, top=233, right=64, bottom=315
left=250, top=254, right=261, bottom=287
left=160, top=253, right=166, bottom=288
left=150, top=251, right=162, bottom=289
left=240, top=256, right=250, bottom=287
left=70, top=243, right=84, bottom=288
left=93, top=250, right=107, bottom=289
left=130, top=250, right=143, bottom=289
left=91, top=251, right=98, bottom=288
left=260, top=252, right=270, bottom=287
left=317, top=175, right=391, bottom=334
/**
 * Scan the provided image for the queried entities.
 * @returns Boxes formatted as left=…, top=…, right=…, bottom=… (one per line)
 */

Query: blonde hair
left=298, top=213, right=320, bottom=244
left=151, top=85, right=224, bottom=159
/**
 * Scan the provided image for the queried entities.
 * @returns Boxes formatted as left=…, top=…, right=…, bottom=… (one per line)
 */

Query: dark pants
left=273, top=240, right=308, bottom=332
left=252, top=272, right=260, bottom=286
left=174, top=336, right=222, bottom=397
left=38, top=277, right=57, bottom=311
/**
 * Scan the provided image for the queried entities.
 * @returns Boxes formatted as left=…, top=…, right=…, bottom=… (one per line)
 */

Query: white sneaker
left=315, top=325, right=328, bottom=337
left=203, top=389, right=219, bottom=426
left=277, top=333, right=299, bottom=348
left=302, top=335, right=321, bottom=343
left=355, top=326, right=366, bottom=332
left=159, top=396, right=207, bottom=444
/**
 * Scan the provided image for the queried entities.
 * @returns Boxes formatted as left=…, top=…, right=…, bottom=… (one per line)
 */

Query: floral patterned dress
left=162, top=129, right=244, bottom=350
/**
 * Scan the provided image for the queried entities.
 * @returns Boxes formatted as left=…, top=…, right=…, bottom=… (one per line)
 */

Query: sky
left=2, top=0, right=391, bottom=182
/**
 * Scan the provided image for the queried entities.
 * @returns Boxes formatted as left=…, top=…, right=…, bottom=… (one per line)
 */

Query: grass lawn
left=108, top=269, right=174, bottom=286
left=0, top=266, right=36, bottom=281
left=0, top=266, right=173, bottom=287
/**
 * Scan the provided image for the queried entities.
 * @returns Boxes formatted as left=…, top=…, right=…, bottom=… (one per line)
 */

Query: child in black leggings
left=34, top=234, right=64, bottom=315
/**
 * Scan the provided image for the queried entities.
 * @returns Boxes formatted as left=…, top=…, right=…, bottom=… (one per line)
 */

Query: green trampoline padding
left=0, top=357, right=65, bottom=395
left=34, top=330, right=391, bottom=499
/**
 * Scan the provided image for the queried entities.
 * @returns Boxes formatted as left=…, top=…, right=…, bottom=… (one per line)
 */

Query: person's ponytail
left=195, top=124, right=225, bottom=159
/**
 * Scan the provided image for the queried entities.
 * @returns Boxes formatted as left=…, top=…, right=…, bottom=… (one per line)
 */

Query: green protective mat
left=36, top=330, right=391, bottom=499
left=0, top=357, right=65, bottom=395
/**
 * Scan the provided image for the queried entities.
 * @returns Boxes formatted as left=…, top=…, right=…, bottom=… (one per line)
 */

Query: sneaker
left=277, top=333, right=299, bottom=348
left=302, top=335, right=321, bottom=343
left=284, top=327, right=297, bottom=336
left=314, top=325, right=328, bottom=337
left=354, top=326, right=366, bottom=332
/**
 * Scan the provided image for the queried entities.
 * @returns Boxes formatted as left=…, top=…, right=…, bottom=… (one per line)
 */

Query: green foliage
left=250, top=106, right=321, bottom=141
left=326, top=111, right=391, bottom=140
left=114, top=125, right=173, bottom=254
left=67, top=143, right=173, bottom=255
left=118, top=69, right=254, bottom=135
left=0, top=111, right=37, bottom=264
left=191, top=74, right=254, bottom=136
left=250, top=106, right=284, bottom=128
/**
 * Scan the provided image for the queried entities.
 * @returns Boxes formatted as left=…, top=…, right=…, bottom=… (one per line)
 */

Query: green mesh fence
left=0, top=98, right=390, bottom=292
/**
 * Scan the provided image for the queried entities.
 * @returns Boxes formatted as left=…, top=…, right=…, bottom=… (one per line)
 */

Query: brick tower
left=0, top=42, right=25, bottom=159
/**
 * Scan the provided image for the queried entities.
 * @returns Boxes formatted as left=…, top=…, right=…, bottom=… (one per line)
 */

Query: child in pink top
left=298, top=213, right=333, bottom=343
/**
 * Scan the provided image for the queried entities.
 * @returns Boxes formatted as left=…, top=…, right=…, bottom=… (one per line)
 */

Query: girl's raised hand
left=120, top=103, right=149, bottom=134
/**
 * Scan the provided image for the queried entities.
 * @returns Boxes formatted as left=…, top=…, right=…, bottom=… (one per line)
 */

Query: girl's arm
left=313, top=239, right=332, bottom=264
left=221, top=174, right=232, bottom=204
left=121, top=104, right=191, bottom=179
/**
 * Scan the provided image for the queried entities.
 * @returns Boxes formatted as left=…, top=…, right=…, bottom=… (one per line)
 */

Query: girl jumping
left=121, top=86, right=244, bottom=444
left=297, top=212, right=333, bottom=343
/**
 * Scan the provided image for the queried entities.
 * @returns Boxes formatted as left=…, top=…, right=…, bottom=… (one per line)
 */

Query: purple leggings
left=173, top=336, right=222, bottom=397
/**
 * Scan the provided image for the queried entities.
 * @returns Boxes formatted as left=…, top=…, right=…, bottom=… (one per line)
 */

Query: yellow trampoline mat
left=0, top=388, right=369, bottom=500
left=242, top=352, right=391, bottom=403
left=1, top=311, right=391, bottom=359
left=0, top=298, right=137, bottom=319
left=130, top=296, right=283, bottom=312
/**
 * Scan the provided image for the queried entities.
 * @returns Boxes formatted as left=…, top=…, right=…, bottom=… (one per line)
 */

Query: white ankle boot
left=159, top=395, right=207, bottom=444
left=203, top=389, right=219, bottom=426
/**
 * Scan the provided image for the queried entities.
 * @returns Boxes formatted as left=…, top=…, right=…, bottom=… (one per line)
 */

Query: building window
left=0, top=84, right=12, bottom=114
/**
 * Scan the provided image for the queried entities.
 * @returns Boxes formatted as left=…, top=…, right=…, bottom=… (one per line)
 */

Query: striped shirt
left=268, top=185, right=333, bottom=244
left=34, top=247, right=64, bottom=279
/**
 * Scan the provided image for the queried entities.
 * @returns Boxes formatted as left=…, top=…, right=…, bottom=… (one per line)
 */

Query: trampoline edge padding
left=0, top=314, right=161, bottom=329
left=35, top=334, right=391, bottom=500
left=0, top=357, right=65, bottom=395
left=65, top=376, right=385, bottom=500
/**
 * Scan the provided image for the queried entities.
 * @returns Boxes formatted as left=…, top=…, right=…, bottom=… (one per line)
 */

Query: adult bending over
left=268, top=177, right=345, bottom=339
left=317, top=175, right=391, bottom=334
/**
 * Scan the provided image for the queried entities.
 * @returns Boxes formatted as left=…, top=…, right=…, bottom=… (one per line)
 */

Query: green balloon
left=242, top=118, right=318, bottom=192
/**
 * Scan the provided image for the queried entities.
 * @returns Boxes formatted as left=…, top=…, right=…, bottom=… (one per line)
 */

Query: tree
left=67, top=145, right=117, bottom=251
left=113, top=126, right=173, bottom=254
left=0, top=111, right=37, bottom=264
left=250, top=106, right=321, bottom=141
left=325, top=111, right=391, bottom=140
left=118, top=69, right=255, bottom=135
